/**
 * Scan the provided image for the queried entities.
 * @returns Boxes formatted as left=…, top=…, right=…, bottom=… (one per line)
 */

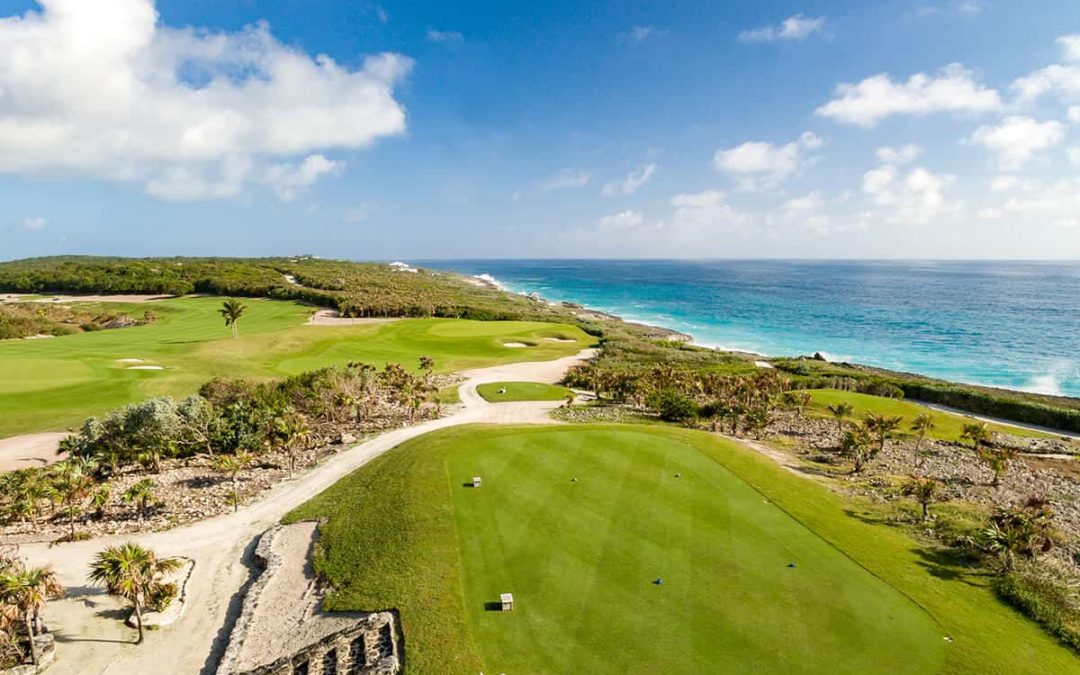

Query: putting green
left=288, top=425, right=959, bottom=674
left=0, top=297, right=592, bottom=438
left=476, top=381, right=571, bottom=402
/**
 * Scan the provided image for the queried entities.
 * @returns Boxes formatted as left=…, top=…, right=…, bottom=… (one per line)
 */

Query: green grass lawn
left=0, top=297, right=593, bottom=438
left=476, top=381, right=572, bottom=402
left=804, top=389, right=1059, bottom=441
left=287, top=424, right=1078, bottom=674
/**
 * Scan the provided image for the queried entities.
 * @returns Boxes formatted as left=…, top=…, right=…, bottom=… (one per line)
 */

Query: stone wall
left=233, top=615, right=398, bottom=675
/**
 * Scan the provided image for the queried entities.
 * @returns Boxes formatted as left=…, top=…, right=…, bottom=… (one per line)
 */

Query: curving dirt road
left=20, top=348, right=596, bottom=675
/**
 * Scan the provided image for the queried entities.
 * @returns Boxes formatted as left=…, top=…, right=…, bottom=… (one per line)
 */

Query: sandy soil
left=1, top=293, right=177, bottom=304
left=19, top=348, right=596, bottom=675
left=0, top=433, right=68, bottom=472
left=230, top=523, right=363, bottom=671
left=305, top=309, right=399, bottom=326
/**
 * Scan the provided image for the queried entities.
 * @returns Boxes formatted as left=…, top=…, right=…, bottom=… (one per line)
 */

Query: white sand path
left=0, top=433, right=68, bottom=472
left=18, top=348, right=596, bottom=675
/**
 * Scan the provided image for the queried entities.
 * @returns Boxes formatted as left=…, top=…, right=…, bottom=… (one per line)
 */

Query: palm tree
left=910, top=413, right=936, bottom=466
left=828, top=402, right=854, bottom=437
left=49, top=460, right=96, bottom=539
left=902, top=476, right=941, bottom=521
left=983, top=446, right=1019, bottom=487
left=213, top=452, right=253, bottom=512
left=0, top=565, right=62, bottom=665
left=218, top=299, right=247, bottom=339
left=961, top=422, right=991, bottom=454
left=863, top=413, right=903, bottom=457
left=122, top=479, right=158, bottom=521
left=87, top=543, right=182, bottom=644
left=840, top=427, right=873, bottom=473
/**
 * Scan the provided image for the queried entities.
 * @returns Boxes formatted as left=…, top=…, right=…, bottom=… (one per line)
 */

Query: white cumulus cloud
left=602, top=163, right=657, bottom=196
left=816, top=64, right=1001, bottom=127
left=862, top=164, right=958, bottom=224
left=969, top=116, right=1064, bottom=170
left=876, top=144, right=922, bottom=165
left=738, top=14, right=826, bottom=43
left=0, top=0, right=411, bottom=200
left=713, top=132, right=823, bottom=190
left=264, top=154, right=344, bottom=202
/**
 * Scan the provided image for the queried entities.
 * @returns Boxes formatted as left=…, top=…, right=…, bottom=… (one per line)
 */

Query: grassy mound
left=476, top=381, right=571, bottom=402
left=0, top=297, right=592, bottom=437
left=292, top=424, right=1061, bottom=673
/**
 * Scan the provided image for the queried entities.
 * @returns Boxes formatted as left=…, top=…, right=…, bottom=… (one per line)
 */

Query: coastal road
left=19, top=348, right=596, bottom=675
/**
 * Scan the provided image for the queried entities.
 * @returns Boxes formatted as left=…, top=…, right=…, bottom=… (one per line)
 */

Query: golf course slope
left=288, top=423, right=1074, bottom=674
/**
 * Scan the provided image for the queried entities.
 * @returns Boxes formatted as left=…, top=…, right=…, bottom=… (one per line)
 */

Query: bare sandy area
left=0, top=432, right=68, bottom=472
left=19, top=348, right=597, bottom=675
left=1, top=293, right=177, bottom=304
left=305, top=309, right=399, bottom=326
left=502, top=342, right=530, bottom=348
left=126, top=365, right=164, bottom=370
left=229, top=523, right=364, bottom=672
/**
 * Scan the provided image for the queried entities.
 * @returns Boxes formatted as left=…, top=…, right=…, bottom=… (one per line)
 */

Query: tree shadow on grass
left=911, top=546, right=989, bottom=588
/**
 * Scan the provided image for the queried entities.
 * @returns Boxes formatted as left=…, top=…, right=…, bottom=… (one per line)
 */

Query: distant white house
left=388, top=261, right=419, bottom=273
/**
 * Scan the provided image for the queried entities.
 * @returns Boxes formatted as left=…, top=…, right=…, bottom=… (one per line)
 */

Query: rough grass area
left=804, top=389, right=1059, bottom=441
left=476, top=381, right=571, bottom=402
left=0, top=296, right=592, bottom=438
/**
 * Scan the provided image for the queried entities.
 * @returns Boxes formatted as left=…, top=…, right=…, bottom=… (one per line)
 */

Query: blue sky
left=2, top=0, right=1080, bottom=260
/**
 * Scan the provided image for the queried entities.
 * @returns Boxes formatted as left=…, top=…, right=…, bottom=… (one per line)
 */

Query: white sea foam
left=472, top=273, right=504, bottom=290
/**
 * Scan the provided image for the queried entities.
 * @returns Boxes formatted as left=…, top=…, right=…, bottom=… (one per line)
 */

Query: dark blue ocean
left=423, top=260, right=1080, bottom=398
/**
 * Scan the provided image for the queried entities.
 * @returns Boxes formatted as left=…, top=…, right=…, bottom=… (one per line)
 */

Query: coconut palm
left=960, top=422, right=991, bottom=454
left=218, top=298, right=247, bottom=338
left=863, top=413, right=903, bottom=457
left=122, top=479, right=159, bottom=521
left=910, top=413, right=936, bottom=465
left=827, top=402, right=854, bottom=437
left=840, top=427, right=874, bottom=473
left=49, top=459, right=96, bottom=539
left=982, top=446, right=1019, bottom=487
left=902, top=476, right=942, bottom=521
left=0, top=564, right=62, bottom=665
left=87, top=543, right=182, bottom=644
left=213, top=451, right=254, bottom=512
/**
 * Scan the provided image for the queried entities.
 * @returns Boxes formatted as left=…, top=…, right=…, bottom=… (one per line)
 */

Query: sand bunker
left=127, top=365, right=164, bottom=370
left=117, top=358, right=145, bottom=363
left=754, top=361, right=775, bottom=369
left=503, top=342, right=531, bottom=348
left=544, top=337, right=576, bottom=343
left=306, top=309, right=399, bottom=326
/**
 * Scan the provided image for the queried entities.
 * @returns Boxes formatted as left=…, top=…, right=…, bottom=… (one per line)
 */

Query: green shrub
left=995, top=562, right=1080, bottom=653
left=648, top=390, right=698, bottom=423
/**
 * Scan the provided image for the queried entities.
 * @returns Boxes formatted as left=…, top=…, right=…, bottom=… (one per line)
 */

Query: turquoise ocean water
left=424, top=260, right=1080, bottom=398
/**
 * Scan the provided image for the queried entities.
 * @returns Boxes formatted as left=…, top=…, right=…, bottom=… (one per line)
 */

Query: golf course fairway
left=0, top=296, right=592, bottom=437
left=289, top=425, right=985, bottom=674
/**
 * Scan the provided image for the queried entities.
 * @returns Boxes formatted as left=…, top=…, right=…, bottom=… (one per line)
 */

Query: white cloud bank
left=0, top=0, right=411, bottom=200
left=738, top=15, right=826, bottom=43
left=713, top=132, right=823, bottom=189
left=816, top=64, right=1001, bottom=127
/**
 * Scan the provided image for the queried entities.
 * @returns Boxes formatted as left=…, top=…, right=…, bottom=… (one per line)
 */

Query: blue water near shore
left=423, top=260, right=1080, bottom=398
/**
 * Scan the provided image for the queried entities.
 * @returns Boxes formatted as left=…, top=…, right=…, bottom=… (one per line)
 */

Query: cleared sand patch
left=230, top=522, right=368, bottom=672
left=305, top=309, right=399, bottom=326
left=0, top=433, right=68, bottom=472
left=754, top=360, right=775, bottom=369
left=502, top=342, right=530, bottom=348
